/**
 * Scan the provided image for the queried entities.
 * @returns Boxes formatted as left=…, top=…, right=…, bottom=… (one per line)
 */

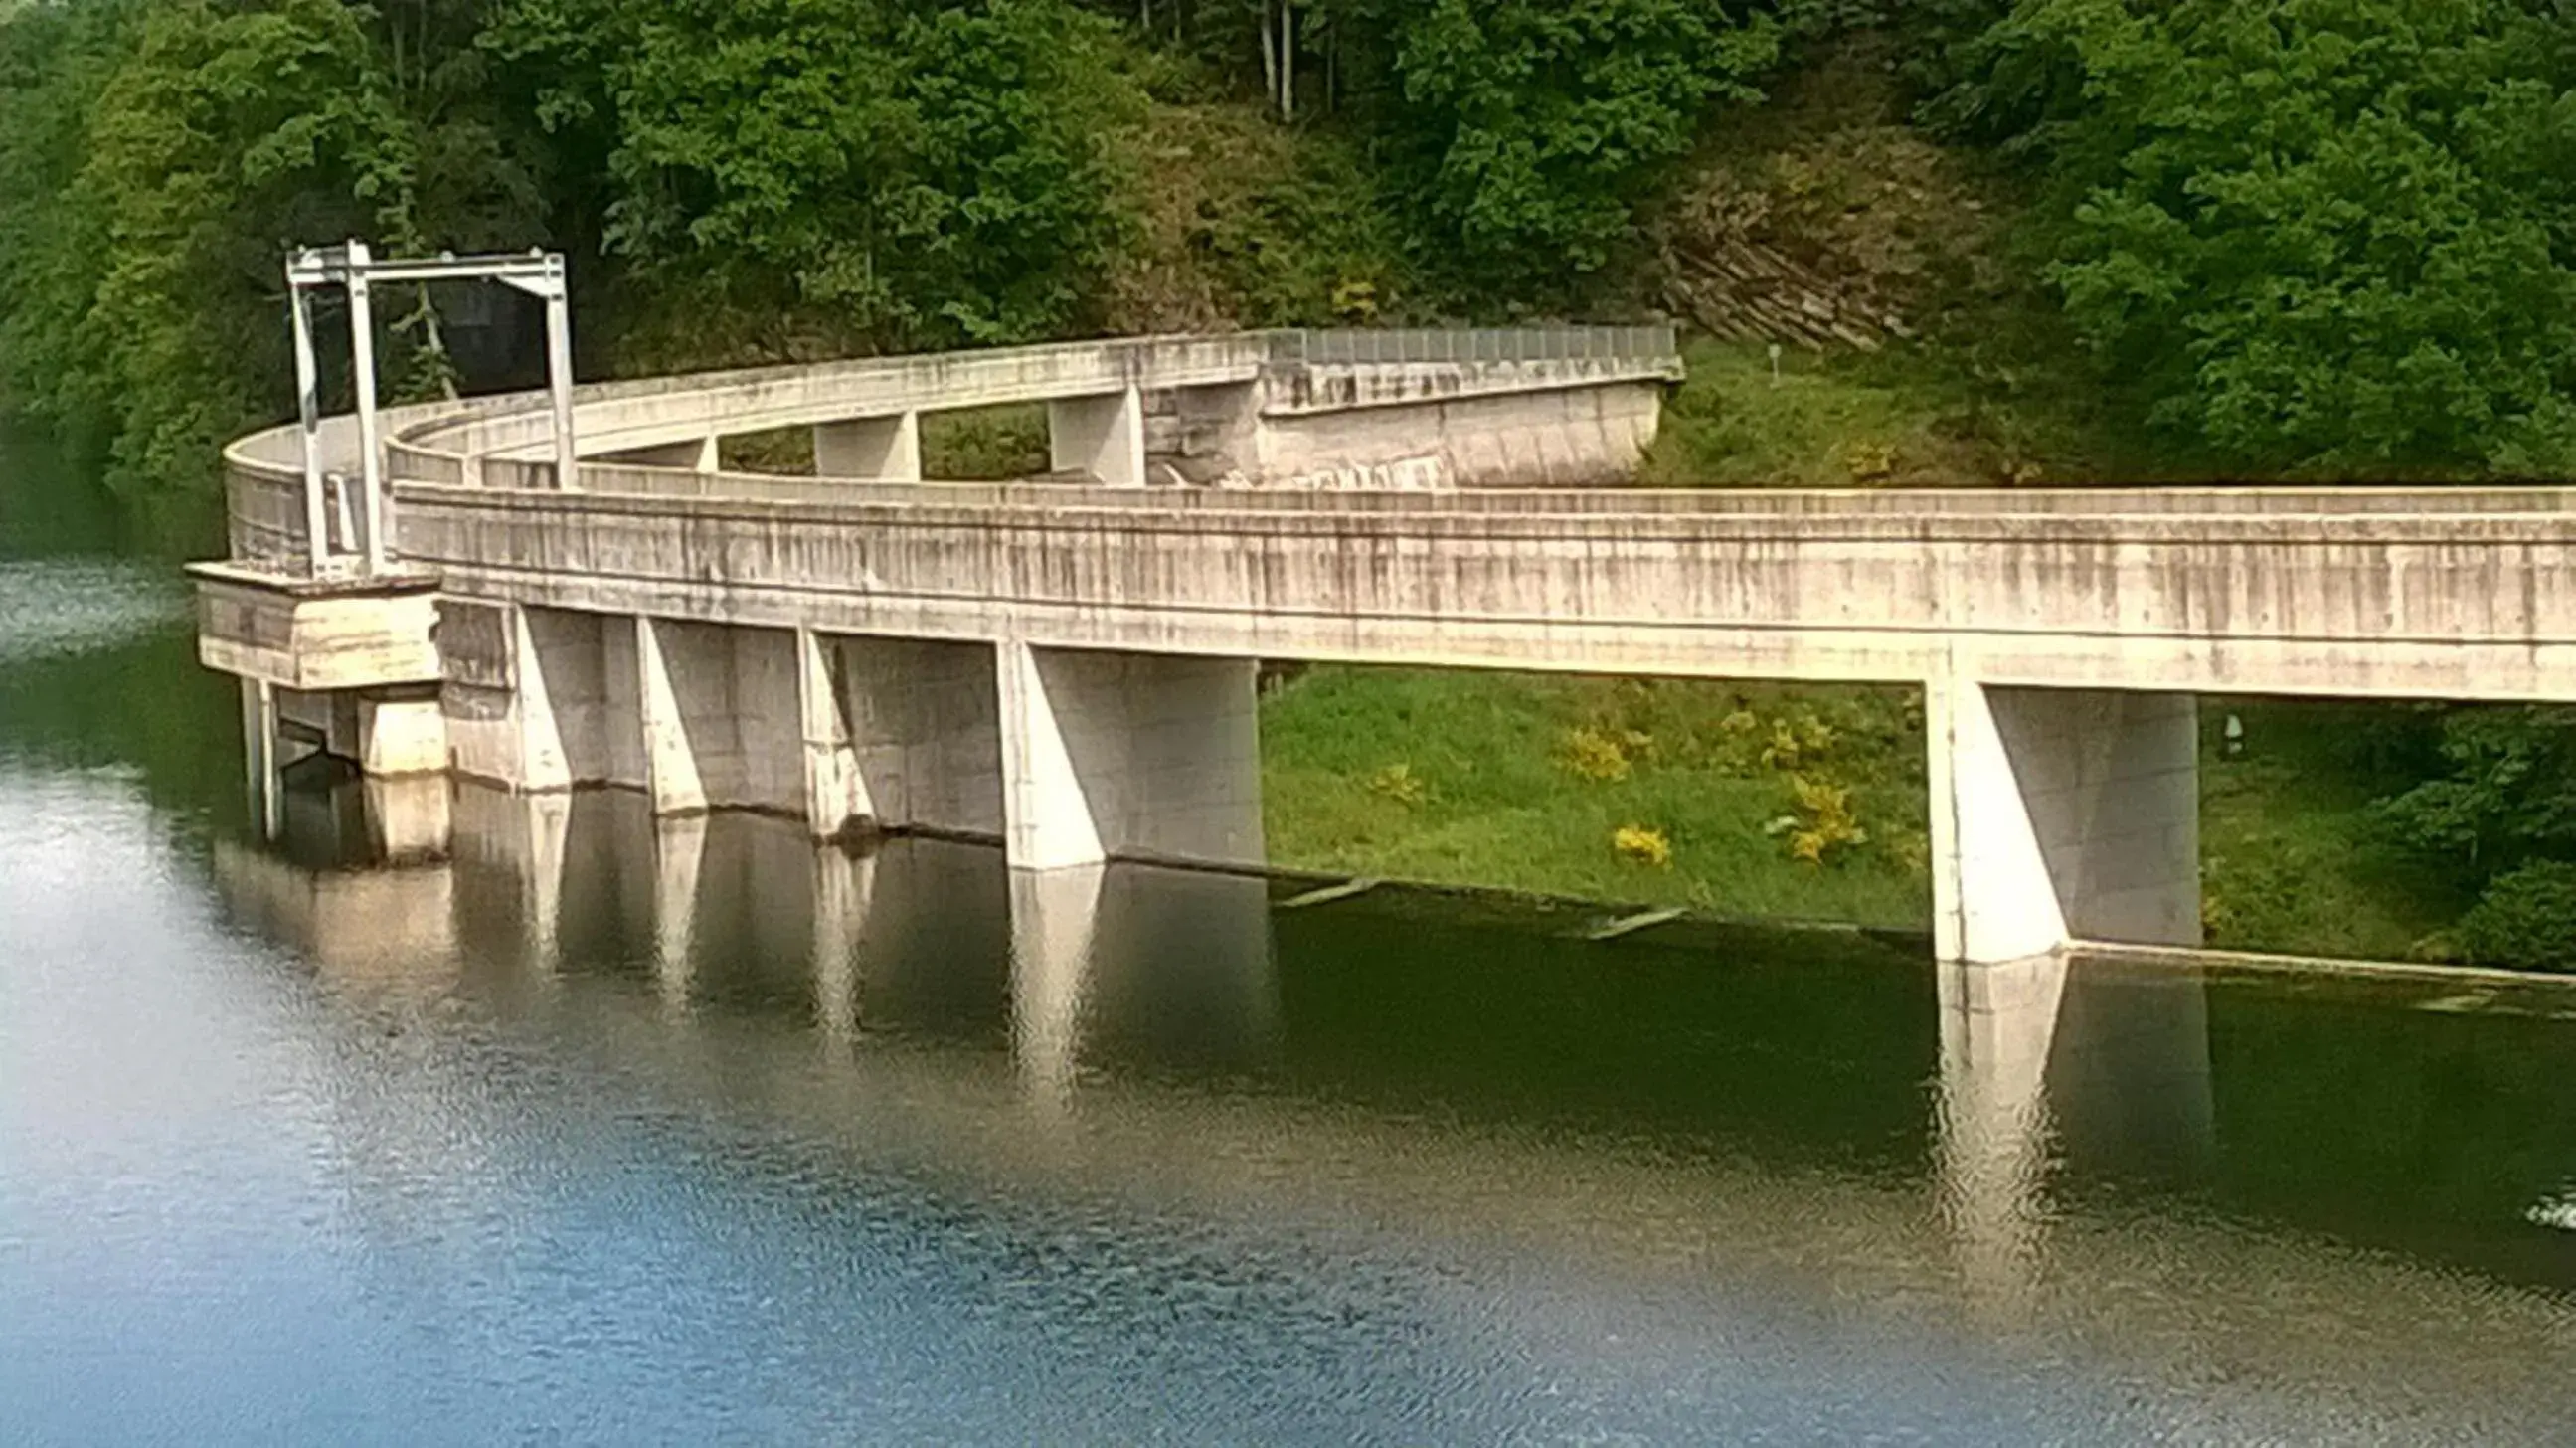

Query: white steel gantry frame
left=287, top=242, right=577, bottom=576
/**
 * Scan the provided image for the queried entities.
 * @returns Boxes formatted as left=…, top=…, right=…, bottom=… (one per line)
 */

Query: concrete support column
left=814, top=413, right=922, bottom=482
left=1926, top=676, right=2200, bottom=964
left=634, top=616, right=707, bottom=815
left=798, top=629, right=869, bottom=839
left=355, top=694, right=447, bottom=778
left=443, top=604, right=589, bottom=795
left=512, top=606, right=577, bottom=793
left=265, top=687, right=440, bottom=782
left=1047, top=386, right=1147, bottom=488
left=604, top=436, right=720, bottom=473
left=994, top=641, right=1265, bottom=873
left=242, top=678, right=282, bottom=841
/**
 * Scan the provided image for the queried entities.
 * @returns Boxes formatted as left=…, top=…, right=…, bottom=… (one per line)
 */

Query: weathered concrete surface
left=350, top=694, right=448, bottom=777
left=813, top=413, right=921, bottom=482
left=392, top=488, right=2576, bottom=703
left=824, top=634, right=1006, bottom=840
left=636, top=617, right=806, bottom=816
left=1047, top=387, right=1148, bottom=489
left=198, top=326, right=2576, bottom=963
left=191, top=564, right=441, bottom=692
left=601, top=436, right=719, bottom=473
left=1254, top=377, right=1664, bottom=489
left=996, top=643, right=1264, bottom=872
left=1928, top=681, right=2200, bottom=964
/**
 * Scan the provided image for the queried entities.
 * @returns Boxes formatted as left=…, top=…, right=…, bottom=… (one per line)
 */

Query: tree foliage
left=18, top=0, right=2576, bottom=538
left=1939, top=0, right=2576, bottom=475
left=2456, top=859, right=2576, bottom=972
left=1386, top=0, right=1779, bottom=295
left=490, top=0, right=1143, bottom=353
left=0, top=0, right=508, bottom=542
left=2378, top=705, right=2576, bottom=971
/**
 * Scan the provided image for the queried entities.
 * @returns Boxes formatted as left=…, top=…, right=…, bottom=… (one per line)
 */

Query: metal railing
left=1268, top=325, right=1678, bottom=367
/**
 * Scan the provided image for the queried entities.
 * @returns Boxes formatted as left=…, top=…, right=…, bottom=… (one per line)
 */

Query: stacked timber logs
left=1658, top=236, right=1912, bottom=354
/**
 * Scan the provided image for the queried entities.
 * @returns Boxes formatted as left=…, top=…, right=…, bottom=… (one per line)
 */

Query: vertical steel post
left=344, top=240, right=389, bottom=575
left=544, top=257, right=578, bottom=490
left=287, top=264, right=330, bottom=576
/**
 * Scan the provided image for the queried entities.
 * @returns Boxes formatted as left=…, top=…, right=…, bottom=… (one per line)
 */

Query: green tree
left=2007, top=0, right=2576, bottom=475
left=0, top=0, right=422, bottom=544
left=2379, top=705, right=2576, bottom=971
left=1388, top=0, right=1779, bottom=298
left=493, top=0, right=1143, bottom=355
left=2456, top=859, right=2576, bottom=972
left=2380, top=706, right=2576, bottom=871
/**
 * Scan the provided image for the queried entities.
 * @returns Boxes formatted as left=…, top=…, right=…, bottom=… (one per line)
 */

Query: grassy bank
left=1641, top=334, right=2122, bottom=491
left=2197, top=703, right=2464, bottom=962
left=1260, top=667, right=1930, bottom=930
left=1261, top=669, right=2465, bottom=962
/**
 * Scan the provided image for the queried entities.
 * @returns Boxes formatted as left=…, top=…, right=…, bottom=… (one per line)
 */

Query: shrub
left=1367, top=761, right=1429, bottom=808
left=2457, top=860, right=2576, bottom=973
left=1766, top=774, right=1868, bottom=867
left=1613, top=824, right=1673, bottom=868
left=1558, top=725, right=1641, bottom=783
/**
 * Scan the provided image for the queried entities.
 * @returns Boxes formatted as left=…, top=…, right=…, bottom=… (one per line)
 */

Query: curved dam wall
left=189, top=325, right=2576, bottom=966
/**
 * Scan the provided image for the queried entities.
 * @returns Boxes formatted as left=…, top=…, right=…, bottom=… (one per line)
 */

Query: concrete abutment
left=813, top=413, right=922, bottom=482
left=996, top=641, right=1265, bottom=873
left=1928, top=677, right=2201, bottom=965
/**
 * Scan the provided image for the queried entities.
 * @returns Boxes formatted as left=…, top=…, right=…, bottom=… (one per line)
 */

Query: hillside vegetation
left=6, top=0, right=2576, bottom=966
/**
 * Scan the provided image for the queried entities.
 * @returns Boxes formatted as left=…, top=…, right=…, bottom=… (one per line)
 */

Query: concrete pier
left=996, top=643, right=1264, bottom=873
left=603, top=436, right=719, bottom=473
left=1047, top=386, right=1147, bottom=488
left=1928, top=678, right=2201, bottom=965
left=814, top=413, right=921, bottom=482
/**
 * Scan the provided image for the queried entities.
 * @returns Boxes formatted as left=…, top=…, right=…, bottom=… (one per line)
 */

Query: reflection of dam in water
left=222, top=778, right=1291, bottom=1085
left=205, top=776, right=2576, bottom=1437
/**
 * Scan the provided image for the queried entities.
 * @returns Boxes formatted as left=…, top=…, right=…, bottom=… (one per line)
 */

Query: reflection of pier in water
left=233, top=777, right=1286, bottom=1087
left=224, top=776, right=2210, bottom=1253
left=210, top=777, right=2576, bottom=1420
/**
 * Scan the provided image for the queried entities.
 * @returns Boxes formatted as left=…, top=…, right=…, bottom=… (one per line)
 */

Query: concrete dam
left=192, top=300, right=2576, bottom=968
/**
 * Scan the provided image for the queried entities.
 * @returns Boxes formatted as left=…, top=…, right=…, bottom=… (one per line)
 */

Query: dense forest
left=14, top=0, right=2576, bottom=521
left=6, top=0, right=2576, bottom=968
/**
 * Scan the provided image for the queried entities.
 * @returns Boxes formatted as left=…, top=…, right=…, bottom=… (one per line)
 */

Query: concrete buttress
left=1047, top=386, right=1147, bottom=488
left=995, top=641, right=1265, bottom=874
left=1928, top=675, right=2201, bottom=964
left=814, top=413, right=922, bottom=482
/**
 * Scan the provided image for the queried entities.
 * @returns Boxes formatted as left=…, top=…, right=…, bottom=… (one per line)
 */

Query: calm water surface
left=2, top=537, right=2574, bottom=1441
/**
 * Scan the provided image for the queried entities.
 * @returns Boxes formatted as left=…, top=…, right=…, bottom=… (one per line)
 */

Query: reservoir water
left=3, top=505, right=2574, bottom=1439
